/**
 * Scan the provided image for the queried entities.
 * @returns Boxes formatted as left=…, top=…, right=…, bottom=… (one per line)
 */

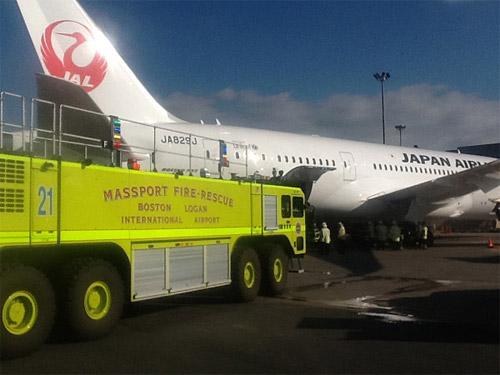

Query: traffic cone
left=487, top=237, right=498, bottom=249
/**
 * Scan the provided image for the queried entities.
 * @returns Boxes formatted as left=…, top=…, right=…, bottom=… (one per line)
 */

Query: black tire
left=59, top=258, right=124, bottom=341
left=231, top=247, right=261, bottom=302
left=261, top=245, right=289, bottom=296
left=1, top=264, right=55, bottom=359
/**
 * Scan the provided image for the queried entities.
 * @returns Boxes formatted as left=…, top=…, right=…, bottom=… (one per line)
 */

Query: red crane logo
left=41, top=20, right=107, bottom=92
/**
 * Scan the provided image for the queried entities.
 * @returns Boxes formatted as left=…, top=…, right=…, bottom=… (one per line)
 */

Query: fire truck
left=0, top=94, right=306, bottom=359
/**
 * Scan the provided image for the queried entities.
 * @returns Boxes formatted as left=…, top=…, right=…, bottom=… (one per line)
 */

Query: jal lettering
left=63, top=71, right=94, bottom=88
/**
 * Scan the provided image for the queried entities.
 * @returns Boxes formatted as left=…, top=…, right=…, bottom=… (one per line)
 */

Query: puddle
left=434, top=280, right=461, bottom=285
left=323, top=295, right=390, bottom=310
left=358, top=311, right=418, bottom=323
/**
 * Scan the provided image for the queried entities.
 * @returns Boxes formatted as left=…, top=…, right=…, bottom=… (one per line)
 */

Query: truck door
left=251, top=184, right=263, bottom=235
left=339, top=152, right=356, bottom=181
left=31, top=159, right=58, bottom=244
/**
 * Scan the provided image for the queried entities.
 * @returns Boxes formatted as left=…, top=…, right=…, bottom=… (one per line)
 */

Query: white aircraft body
left=15, top=0, right=500, bottom=224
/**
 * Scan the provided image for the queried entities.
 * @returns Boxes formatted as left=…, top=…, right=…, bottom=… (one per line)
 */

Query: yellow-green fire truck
left=0, top=152, right=306, bottom=359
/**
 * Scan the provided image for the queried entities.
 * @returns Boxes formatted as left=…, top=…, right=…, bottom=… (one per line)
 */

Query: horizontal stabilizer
left=36, top=73, right=110, bottom=141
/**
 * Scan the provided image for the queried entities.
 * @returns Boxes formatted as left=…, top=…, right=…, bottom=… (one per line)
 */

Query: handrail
left=1, top=91, right=250, bottom=178
left=1, top=92, right=25, bottom=151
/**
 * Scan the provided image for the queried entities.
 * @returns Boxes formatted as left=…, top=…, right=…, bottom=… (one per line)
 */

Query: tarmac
left=285, top=232, right=500, bottom=325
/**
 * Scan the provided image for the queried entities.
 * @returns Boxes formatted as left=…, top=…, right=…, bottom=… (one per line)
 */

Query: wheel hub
left=2, top=291, right=38, bottom=335
left=243, top=262, right=256, bottom=288
left=273, top=258, right=284, bottom=282
left=84, top=282, right=111, bottom=320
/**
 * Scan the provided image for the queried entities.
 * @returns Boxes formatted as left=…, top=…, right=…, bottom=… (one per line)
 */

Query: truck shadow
left=309, top=247, right=383, bottom=276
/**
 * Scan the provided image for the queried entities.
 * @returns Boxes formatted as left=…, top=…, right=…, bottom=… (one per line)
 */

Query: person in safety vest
left=420, top=223, right=429, bottom=249
left=313, top=223, right=321, bottom=251
left=336, top=222, right=347, bottom=254
left=320, top=222, right=331, bottom=255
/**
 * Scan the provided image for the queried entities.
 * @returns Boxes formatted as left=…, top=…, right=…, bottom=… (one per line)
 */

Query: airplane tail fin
left=16, top=0, right=183, bottom=124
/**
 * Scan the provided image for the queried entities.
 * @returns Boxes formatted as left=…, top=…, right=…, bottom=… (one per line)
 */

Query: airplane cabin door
left=202, top=139, right=221, bottom=177
left=339, top=152, right=356, bottom=181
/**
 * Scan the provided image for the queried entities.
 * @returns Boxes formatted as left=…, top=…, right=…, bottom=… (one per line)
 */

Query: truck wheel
left=60, top=258, right=124, bottom=340
left=231, top=247, right=261, bottom=302
left=262, top=245, right=289, bottom=296
left=1, top=264, right=55, bottom=359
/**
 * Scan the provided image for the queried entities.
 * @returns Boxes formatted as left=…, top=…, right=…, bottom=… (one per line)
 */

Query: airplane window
left=292, top=156, right=296, bottom=163
left=400, top=166, right=404, bottom=172
left=410, top=167, right=413, bottom=172
left=319, top=159, right=323, bottom=166
left=262, top=154, right=266, bottom=161
left=299, top=157, right=303, bottom=164
left=332, top=160, right=336, bottom=166
left=285, top=156, right=289, bottom=163
left=379, top=164, right=382, bottom=170
left=235, top=152, right=240, bottom=159
left=278, top=155, right=282, bottom=162
left=373, top=163, right=377, bottom=170
left=206, top=151, right=210, bottom=159
left=384, top=165, right=388, bottom=171
left=312, top=158, right=316, bottom=165
left=326, top=160, right=329, bottom=166
left=420, top=168, right=423, bottom=173
left=405, top=166, right=408, bottom=172
left=306, top=158, right=310, bottom=164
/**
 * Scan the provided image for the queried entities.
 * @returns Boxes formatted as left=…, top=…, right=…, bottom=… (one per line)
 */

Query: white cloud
left=163, top=84, right=499, bottom=151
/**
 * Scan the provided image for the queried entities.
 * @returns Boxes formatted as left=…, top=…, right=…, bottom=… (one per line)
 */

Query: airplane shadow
left=447, top=255, right=500, bottom=264
left=298, top=289, right=499, bottom=344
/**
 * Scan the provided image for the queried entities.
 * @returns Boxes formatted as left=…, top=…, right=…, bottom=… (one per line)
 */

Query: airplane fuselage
left=120, top=120, right=496, bottom=224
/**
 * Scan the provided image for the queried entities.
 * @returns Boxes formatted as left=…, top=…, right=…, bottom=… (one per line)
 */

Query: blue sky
left=1, top=0, right=499, bottom=150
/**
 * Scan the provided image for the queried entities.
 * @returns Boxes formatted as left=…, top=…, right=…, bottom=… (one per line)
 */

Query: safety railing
left=0, top=91, right=250, bottom=179
left=0, top=92, right=26, bottom=152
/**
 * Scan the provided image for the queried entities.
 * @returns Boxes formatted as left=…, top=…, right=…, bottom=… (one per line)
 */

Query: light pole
left=395, top=124, right=406, bottom=146
left=373, top=72, right=390, bottom=144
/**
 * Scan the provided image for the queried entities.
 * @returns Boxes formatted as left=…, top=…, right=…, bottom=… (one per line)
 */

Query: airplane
left=12, top=0, right=500, bottom=227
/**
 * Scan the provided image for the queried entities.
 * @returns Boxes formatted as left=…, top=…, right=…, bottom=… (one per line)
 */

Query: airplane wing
left=368, top=160, right=500, bottom=220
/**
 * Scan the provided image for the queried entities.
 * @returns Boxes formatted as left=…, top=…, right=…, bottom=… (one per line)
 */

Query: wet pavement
left=286, top=232, right=500, bottom=330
